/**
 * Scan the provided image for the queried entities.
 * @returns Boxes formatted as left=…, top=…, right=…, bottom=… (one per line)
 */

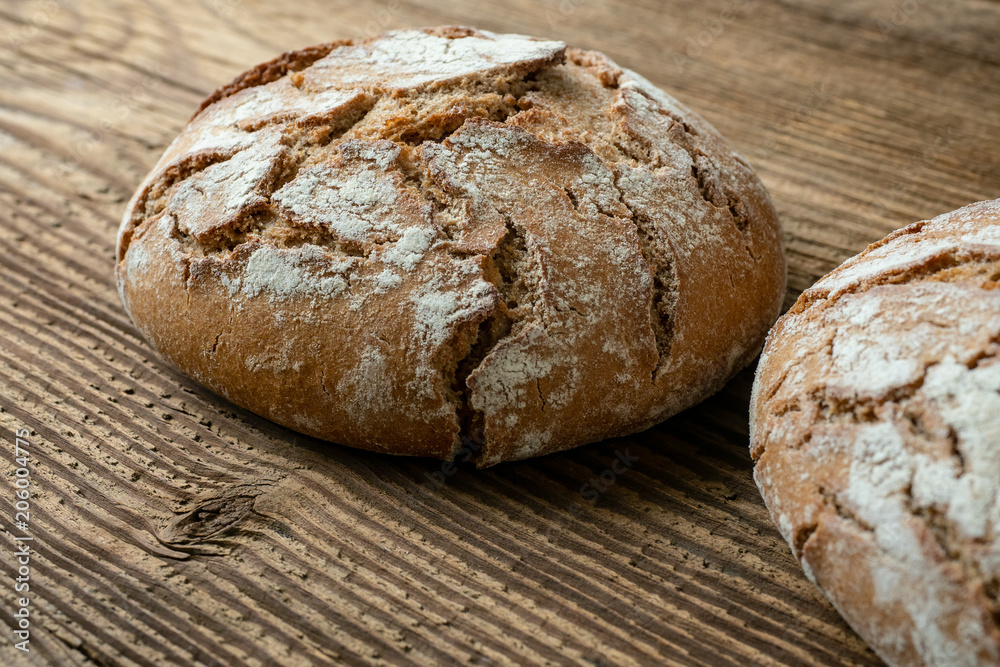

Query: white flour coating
left=830, top=332, right=920, bottom=398
left=166, top=85, right=367, bottom=174
left=755, top=199, right=1000, bottom=667
left=120, top=219, right=160, bottom=320
left=412, top=273, right=495, bottom=347
left=125, top=234, right=152, bottom=275
left=170, top=130, right=286, bottom=237
left=308, top=29, right=564, bottom=90
left=203, top=80, right=364, bottom=129
left=425, top=120, right=530, bottom=178
left=425, top=122, right=641, bottom=401
left=834, top=358, right=1000, bottom=667
left=244, top=337, right=305, bottom=374
left=379, top=227, right=438, bottom=270
left=470, top=324, right=557, bottom=414
left=336, top=346, right=394, bottom=418
left=515, top=430, right=554, bottom=459
left=816, top=238, right=956, bottom=294
left=612, top=87, right=739, bottom=257
left=618, top=69, right=695, bottom=126
left=825, top=282, right=1000, bottom=399
left=545, top=365, right=582, bottom=410
left=815, top=200, right=1000, bottom=297
left=867, top=552, right=973, bottom=666
left=842, top=422, right=918, bottom=559
left=828, top=291, right=921, bottom=397
left=922, top=360, right=1000, bottom=540
left=422, top=109, right=727, bottom=459
left=272, top=157, right=417, bottom=243
left=615, top=85, right=695, bottom=174
left=572, top=152, right=621, bottom=216
left=340, top=139, right=401, bottom=171
left=962, top=224, right=1000, bottom=245
left=615, top=163, right=713, bottom=256
left=140, top=87, right=372, bottom=227
left=608, top=82, right=735, bottom=288
left=228, top=244, right=348, bottom=301
left=371, top=269, right=403, bottom=293
left=937, top=198, right=1000, bottom=229
left=156, top=123, right=251, bottom=173
left=406, top=366, right=441, bottom=404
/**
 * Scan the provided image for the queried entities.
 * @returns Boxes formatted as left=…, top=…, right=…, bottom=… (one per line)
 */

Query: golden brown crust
left=117, top=26, right=785, bottom=465
left=751, top=199, right=1000, bottom=666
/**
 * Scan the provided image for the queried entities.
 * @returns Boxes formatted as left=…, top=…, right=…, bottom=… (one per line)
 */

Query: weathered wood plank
left=1, top=0, right=997, bottom=664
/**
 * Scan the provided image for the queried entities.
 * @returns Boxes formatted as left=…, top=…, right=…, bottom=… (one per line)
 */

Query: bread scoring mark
left=422, top=118, right=665, bottom=463
left=790, top=199, right=1000, bottom=317
left=610, top=168, right=678, bottom=380
left=616, top=72, right=755, bottom=248
left=448, top=214, right=527, bottom=448
left=302, top=28, right=565, bottom=93
left=519, top=65, right=766, bottom=385
left=117, top=149, right=239, bottom=263
left=202, top=80, right=370, bottom=133
left=195, top=42, right=344, bottom=117
left=193, top=206, right=371, bottom=260
left=117, top=88, right=376, bottom=264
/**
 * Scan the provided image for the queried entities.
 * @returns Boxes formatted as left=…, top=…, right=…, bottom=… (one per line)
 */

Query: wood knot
left=158, top=493, right=258, bottom=547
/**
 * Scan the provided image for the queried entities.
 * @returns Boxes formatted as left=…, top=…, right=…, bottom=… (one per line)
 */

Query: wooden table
left=1, top=0, right=997, bottom=664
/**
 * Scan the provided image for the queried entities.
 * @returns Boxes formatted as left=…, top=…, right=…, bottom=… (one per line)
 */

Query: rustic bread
left=750, top=199, right=1000, bottom=666
left=116, top=26, right=785, bottom=465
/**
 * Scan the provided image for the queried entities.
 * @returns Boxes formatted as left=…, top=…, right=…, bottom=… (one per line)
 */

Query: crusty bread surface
left=751, top=198, right=1000, bottom=666
left=117, top=26, right=785, bottom=465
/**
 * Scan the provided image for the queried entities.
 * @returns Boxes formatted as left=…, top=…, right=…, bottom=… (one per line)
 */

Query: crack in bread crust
left=194, top=42, right=346, bottom=118
left=609, top=181, right=677, bottom=379
left=117, top=26, right=784, bottom=464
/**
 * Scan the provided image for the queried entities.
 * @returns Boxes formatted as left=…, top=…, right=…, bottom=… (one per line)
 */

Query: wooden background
left=1, top=0, right=998, bottom=664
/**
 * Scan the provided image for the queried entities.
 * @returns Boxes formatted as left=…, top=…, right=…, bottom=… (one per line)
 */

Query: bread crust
left=117, top=26, right=785, bottom=465
left=751, top=199, right=1000, bottom=666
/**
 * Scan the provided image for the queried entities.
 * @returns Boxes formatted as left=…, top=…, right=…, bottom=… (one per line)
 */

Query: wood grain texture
left=0, top=0, right=997, bottom=664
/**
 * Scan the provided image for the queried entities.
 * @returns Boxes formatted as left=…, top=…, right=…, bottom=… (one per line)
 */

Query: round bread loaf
left=116, top=26, right=785, bottom=465
left=751, top=199, right=1000, bottom=666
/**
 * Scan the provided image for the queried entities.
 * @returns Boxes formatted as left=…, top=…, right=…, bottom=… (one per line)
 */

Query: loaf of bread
left=116, top=26, right=785, bottom=465
left=751, top=199, right=1000, bottom=666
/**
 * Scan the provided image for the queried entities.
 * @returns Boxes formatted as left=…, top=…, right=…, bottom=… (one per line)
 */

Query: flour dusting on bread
left=117, top=26, right=784, bottom=464
left=752, top=199, right=1000, bottom=666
